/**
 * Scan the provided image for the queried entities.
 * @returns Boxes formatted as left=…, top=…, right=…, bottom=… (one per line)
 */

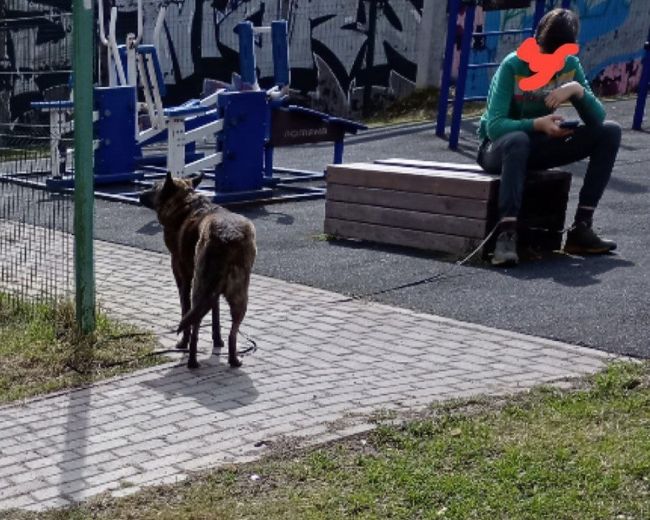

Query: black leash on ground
left=85, top=226, right=501, bottom=372
left=268, top=223, right=502, bottom=311
left=262, top=222, right=575, bottom=315
left=71, top=328, right=258, bottom=373
left=86, top=222, right=570, bottom=372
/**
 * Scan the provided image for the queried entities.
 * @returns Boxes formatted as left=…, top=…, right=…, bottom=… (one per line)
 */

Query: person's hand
left=545, top=81, right=584, bottom=109
left=533, top=114, right=574, bottom=138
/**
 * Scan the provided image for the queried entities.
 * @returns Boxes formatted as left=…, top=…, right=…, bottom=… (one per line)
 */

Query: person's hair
left=535, top=8, right=580, bottom=53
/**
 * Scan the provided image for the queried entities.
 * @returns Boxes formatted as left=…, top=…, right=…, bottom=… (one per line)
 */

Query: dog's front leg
left=212, top=298, right=224, bottom=351
left=173, top=266, right=191, bottom=350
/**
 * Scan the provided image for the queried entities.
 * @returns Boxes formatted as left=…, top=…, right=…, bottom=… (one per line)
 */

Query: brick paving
left=0, top=228, right=619, bottom=512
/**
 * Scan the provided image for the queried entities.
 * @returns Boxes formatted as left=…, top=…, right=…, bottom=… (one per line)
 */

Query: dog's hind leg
left=172, top=263, right=191, bottom=350
left=187, top=323, right=200, bottom=369
left=212, top=297, right=224, bottom=351
left=182, top=280, right=215, bottom=370
left=176, top=285, right=191, bottom=350
left=184, top=294, right=212, bottom=370
left=224, top=291, right=247, bottom=368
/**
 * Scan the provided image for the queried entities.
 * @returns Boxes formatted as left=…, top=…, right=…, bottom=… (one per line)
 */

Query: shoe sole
left=491, top=257, right=519, bottom=267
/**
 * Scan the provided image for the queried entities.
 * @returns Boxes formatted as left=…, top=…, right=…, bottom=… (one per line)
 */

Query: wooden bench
left=324, top=159, right=572, bottom=257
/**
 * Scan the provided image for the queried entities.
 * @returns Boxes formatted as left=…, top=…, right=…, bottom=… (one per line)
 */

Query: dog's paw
left=228, top=357, right=242, bottom=368
left=187, top=359, right=201, bottom=370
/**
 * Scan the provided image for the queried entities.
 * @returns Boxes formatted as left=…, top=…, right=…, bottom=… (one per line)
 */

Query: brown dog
left=139, top=172, right=256, bottom=369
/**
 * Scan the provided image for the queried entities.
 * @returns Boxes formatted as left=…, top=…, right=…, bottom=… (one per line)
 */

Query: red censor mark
left=516, top=37, right=580, bottom=91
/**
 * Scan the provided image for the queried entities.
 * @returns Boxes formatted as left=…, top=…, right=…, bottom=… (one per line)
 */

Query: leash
left=85, top=221, right=567, bottom=372
left=272, top=224, right=501, bottom=310
left=71, top=326, right=258, bottom=374
left=263, top=221, right=570, bottom=315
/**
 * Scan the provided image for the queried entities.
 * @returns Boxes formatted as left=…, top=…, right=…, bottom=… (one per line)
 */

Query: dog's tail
left=177, top=219, right=255, bottom=335
left=176, top=243, right=229, bottom=335
left=176, top=301, right=212, bottom=334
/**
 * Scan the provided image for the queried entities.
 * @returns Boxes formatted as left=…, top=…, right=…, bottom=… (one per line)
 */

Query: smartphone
left=559, top=120, right=580, bottom=129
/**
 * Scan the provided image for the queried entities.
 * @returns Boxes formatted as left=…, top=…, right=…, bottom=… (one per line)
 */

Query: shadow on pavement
left=323, top=236, right=451, bottom=261
left=146, top=360, right=259, bottom=414
left=604, top=175, right=648, bottom=194
left=488, top=253, right=635, bottom=287
left=242, top=207, right=295, bottom=226
left=569, top=166, right=649, bottom=195
left=136, top=220, right=162, bottom=236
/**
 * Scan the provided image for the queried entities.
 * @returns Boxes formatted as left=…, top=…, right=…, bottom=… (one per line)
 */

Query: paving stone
left=0, top=478, right=50, bottom=500
left=0, top=233, right=616, bottom=512
left=0, top=493, right=36, bottom=510
left=8, top=465, right=61, bottom=487
left=25, top=496, right=72, bottom=511
left=112, top=438, right=169, bottom=458
left=110, top=486, right=142, bottom=499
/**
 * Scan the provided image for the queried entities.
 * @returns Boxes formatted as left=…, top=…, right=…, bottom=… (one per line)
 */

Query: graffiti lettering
left=0, top=0, right=647, bottom=130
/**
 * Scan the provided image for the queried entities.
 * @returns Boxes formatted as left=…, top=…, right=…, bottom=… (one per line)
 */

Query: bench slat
left=376, top=158, right=572, bottom=183
left=331, top=162, right=496, bottom=181
left=327, top=164, right=497, bottom=200
left=324, top=218, right=480, bottom=255
left=326, top=184, right=492, bottom=219
left=326, top=201, right=489, bottom=238
left=376, top=158, right=485, bottom=173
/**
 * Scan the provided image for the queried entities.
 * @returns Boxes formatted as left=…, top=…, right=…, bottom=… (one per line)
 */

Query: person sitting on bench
left=476, top=8, right=621, bottom=266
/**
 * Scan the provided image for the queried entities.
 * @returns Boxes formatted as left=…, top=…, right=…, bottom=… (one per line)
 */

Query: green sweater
left=478, top=52, right=606, bottom=141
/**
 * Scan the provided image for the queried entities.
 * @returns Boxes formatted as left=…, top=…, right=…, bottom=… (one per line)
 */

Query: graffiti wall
left=0, top=0, right=73, bottom=136
left=0, top=0, right=648, bottom=128
left=463, top=0, right=650, bottom=99
left=113, top=0, right=424, bottom=115
left=0, top=0, right=424, bottom=125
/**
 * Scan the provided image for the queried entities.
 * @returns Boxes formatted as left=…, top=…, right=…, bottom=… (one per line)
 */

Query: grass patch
left=360, top=89, right=628, bottom=129
left=311, top=233, right=335, bottom=242
left=0, top=296, right=166, bottom=404
left=362, top=87, right=485, bottom=127
left=10, top=362, right=650, bottom=519
left=0, top=147, right=49, bottom=161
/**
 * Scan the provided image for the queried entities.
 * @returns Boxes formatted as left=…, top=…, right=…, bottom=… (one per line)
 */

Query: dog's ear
left=162, top=171, right=175, bottom=195
left=189, top=172, right=204, bottom=189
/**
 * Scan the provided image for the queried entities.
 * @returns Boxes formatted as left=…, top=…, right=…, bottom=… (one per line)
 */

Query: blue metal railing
left=436, top=0, right=572, bottom=149
left=633, top=27, right=650, bottom=131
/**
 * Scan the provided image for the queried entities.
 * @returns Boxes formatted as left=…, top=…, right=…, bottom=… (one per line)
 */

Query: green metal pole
left=73, top=0, right=96, bottom=333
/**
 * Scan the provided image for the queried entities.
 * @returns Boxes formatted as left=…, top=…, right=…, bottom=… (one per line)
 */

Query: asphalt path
left=92, top=99, right=650, bottom=358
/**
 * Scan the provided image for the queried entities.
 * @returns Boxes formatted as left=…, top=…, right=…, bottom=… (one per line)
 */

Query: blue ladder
left=436, top=0, right=567, bottom=149
left=633, top=27, right=650, bottom=130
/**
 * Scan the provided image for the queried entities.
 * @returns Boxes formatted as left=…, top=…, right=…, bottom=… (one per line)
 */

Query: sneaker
left=491, top=231, right=519, bottom=266
left=564, top=222, right=617, bottom=255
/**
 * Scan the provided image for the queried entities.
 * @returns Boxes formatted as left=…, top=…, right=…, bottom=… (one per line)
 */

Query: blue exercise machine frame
left=633, top=27, right=650, bottom=131
left=5, top=17, right=366, bottom=208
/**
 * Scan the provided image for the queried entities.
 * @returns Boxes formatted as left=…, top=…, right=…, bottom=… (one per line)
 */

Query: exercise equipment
left=436, top=0, right=556, bottom=149
left=12, top=14, right=365, bottom=206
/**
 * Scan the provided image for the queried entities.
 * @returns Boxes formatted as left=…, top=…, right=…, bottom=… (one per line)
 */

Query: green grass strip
left=10, top=362, right=649, bottom=519
left=0, top=295, right=166, bottom=404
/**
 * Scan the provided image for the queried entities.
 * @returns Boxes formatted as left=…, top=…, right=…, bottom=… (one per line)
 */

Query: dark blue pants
left=476, top=122, right=622, bottom=219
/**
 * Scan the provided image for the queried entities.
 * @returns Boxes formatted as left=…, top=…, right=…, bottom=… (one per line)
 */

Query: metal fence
left=0, top=1, right=74, bottom=311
